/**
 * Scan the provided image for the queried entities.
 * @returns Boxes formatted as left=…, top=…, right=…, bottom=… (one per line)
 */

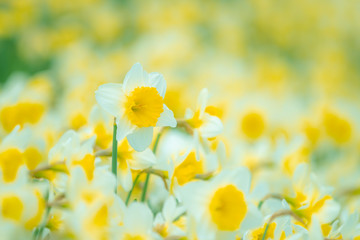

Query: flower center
left=123, top=234, right=145, bottom=240
left=209, top=184, right=247, bottom=231
left=72, top=154, right=95, bottom=181
left=124, top=87, right=164, bottom=128
left=187, top=110, right=203, bottom=128
left=172, top=151, right=203, bottom=187
left=2, top=195, right=23, bottom=222
left=0, top=148, right=24, bottom=183
left=0, top=102, right=45, bottom=132
left=241, top=112, right=265, bottom=140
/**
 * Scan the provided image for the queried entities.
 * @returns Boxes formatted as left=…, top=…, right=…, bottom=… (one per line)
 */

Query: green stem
left=141, top=172, right=150, bottom=202
left=261, top=210, right=305, bottom=240
left=112, top=118, right=118, bottom=193
left=261, top=223, right=269, bottom=240
left=125, top=172, right=142, bottom=205
left=152, top=131, right=161, bottom=153
left=141, top=131, right=162, bottom=202
left=34, top=190, right=50, bottom=240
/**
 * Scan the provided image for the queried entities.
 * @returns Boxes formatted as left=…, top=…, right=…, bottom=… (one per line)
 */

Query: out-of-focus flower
left=153, top=195, right=186, bottom=239
left=116, top=140, right=156, bottom=191
left=183, top=88, right=223, bottom=159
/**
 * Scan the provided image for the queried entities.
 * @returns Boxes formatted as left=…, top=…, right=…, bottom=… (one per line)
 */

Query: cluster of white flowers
left=1, top=0, right=360, bottom=239
left=0, top=63, right=359, bottom=240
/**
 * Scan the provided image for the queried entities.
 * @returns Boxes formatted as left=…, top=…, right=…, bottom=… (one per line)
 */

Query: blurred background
left=0, top=0, right=360, bottom=205
left=1, top=0, right=360, bottom=96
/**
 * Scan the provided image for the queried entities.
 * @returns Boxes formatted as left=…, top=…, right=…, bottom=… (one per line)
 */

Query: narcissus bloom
left=185, top=88, right=223, bottom=140
left=184, top=89, right=223, bottom=159
left=179, top=168, right=262, bottom=240
left=95, top=63, right=177, bottom=151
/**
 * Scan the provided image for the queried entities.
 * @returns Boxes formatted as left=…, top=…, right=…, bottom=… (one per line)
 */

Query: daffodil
left=153, top=195, right=186, bottom=239
left=338, top=212, right=360, bottom=239
left=169, top=149, right=218, bottom=194
left=46, top=130, right=97, bottom=189
left=184, top=88, right=223, bottom=159
left=179, top=168, right=262, bottom=240
left=0, top=126, right=29, bottom=184
left=62, top=167, right=124, bottom=240
left=0, top=180, right=47, bottom=235
left=288, top=163, right=340, bottom=225
left=116, top=140, right=156, bottom=191
left=88, top=105, right=113, bottom=149
left=95, top=63, right=177, bottom=151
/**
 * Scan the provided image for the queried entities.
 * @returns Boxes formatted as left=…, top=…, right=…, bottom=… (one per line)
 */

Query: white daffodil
left=251, top=199, right=294, bottom=240
left=289, top=163, right=340, bottom=225
left=0, top=126, right=29, bottom=185
left=0, top=180, right=47, bottom=236
left=179, top=167, right=262, bottom=240
left=184, top=88, right=223, bottom=159
left=95, top=63, right=177, bottom=152
left=63, top=167, right=124, bottom=240
left=47, top=130, right=97, bottom=190
left=153, top=195, right=186, bottom=239
left=338, top=212, right=360, bottom=239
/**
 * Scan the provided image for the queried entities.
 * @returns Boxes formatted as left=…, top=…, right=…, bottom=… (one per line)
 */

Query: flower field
left=0, top=0, right=360, bottom=239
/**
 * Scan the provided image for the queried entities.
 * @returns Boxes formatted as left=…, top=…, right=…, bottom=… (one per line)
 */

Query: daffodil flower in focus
left=95, top=63, right=177, bottom=152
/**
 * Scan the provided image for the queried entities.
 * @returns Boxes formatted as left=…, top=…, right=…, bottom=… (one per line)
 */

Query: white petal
left=199, top=114, right=223, bottom=138
left=156, top=105, right=177, bottom=127
left=93, top=169, right=116, bottom=193
left=1, top=125, right=23, bottom=150
left=49, top=130, right=79, bottom=163
left=163, top=196, right=176, bottom=221
left=79, top=136, right=96, bottom=154
left=340, top=213, right=359, bottom=238
left=184, top=108, right=194, bottom=119
left=250, top=182, right=269, bottom=200
left=118, top=161, right=132, bottom=192
left=95, top=83, right=125, bottom=117
left=116, top=118, right=135, bottom=141
left=213, top=167, right=251, bottom=194
left=154, top=212, right=165, bottom=225
left=239, top=203, right=263, bottom=233
left=89, top=104, right=112, bottom=124
left=130, top=148, right=157, bottom=170
left=124, top=202, right=153, bottom=234
left=293, top=163, right=309, bottom=191
left=309, top=216, right=323, bottom=239
left=193, top=130, right=201, bottom=161
left=123, top=63, right=149, bottom=93
left=68, top=167, right=89, bottom=200
left=148, top=72, right=166, bottom=98
left=316, top=199, right=340, bottom=223
left=178, top=180, right=208, bottom=220
left=196, top=219, right=216, bottom=240
left=197, top=88, right=208, bottom=118
left=127, top=127, right=153, bottom=152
